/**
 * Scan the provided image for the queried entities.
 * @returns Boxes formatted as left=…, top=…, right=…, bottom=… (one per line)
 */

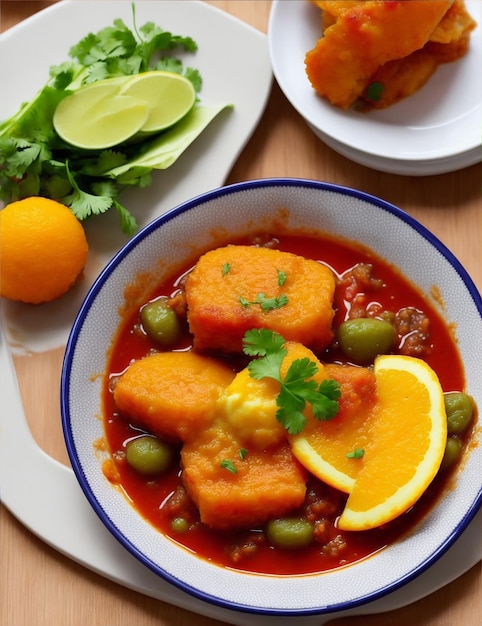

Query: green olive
left=265, top=518, right=314, bottom=549
left=440, top=437, right=463, bottom=471
left=126, top=435, right=175, bottom=476
left=140, top=298, right=181, bottom=347
left=444, top=392, right=474, bottom=435
left=338, top=318, right=396, bottom=363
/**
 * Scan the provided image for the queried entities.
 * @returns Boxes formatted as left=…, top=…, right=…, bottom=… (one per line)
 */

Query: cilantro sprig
left=240, top=293, right=289, bottom=312
left=242, top=329, right=340, bottom=435
left=0, top=3, right=209, bottom=234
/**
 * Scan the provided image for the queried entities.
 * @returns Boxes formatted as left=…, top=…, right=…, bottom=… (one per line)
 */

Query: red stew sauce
left=102, top=232, right=467, bottom=575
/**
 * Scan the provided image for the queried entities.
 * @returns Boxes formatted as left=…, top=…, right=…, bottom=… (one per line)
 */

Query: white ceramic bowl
left=61, top=179, right=482, bottom=616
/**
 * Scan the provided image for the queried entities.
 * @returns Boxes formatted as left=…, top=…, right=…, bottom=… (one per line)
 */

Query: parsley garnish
left=220, top=459, right=237, bottom=474
left=239, top=448, right=248, bottom=460
left=222, top=262, right=231, bottom=276
left=346, top=448, right=365, bottom=459
left=366, top=81, right=384, bottom=102
left=240, top=293, right=289, bottom=312
left=242, top=329, right=340, bottom=435
left=277, top=269, right=287, bottom=286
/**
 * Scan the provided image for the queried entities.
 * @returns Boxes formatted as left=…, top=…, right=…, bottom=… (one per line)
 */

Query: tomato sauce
left=102, top=232, right=467, bottom=575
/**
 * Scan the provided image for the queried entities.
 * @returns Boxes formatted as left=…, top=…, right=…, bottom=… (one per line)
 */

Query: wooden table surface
left=1, top=2, right=481, bottom=625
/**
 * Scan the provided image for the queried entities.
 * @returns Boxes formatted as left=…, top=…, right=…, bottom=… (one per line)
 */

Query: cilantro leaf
left=310, top=379, right=341, bottom=420
left=64, top=180, right=113, bottom=221
left=113, top=199, right=139, bottom=235
left=284, top=357, right=319, bottom=385
left=276, top=387, right=307, bottom=434
left=248, top=350, right=285, bottom=382
left=277, top=269, right=287, bottom=286
left=220, top=459, right=237, bottom=474
left=222, top=262, right=231, bottom=276
left=242, top=329, right=340, bottom=435
left=243, top=328, right=286, bottom=357
left=366, top=82, right=384, bottom=102
left=346, top=448, right=365, bottom=459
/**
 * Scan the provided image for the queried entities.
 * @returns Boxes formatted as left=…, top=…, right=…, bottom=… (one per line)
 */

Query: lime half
left=53, top=79, right=149, bottom=150
left=53, top=72, right=196, bottom=150
left=120, top=71, right=196, bottom=134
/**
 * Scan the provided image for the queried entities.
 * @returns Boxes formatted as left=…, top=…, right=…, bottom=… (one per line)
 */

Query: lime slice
left=53, top=72, right=197, bottom=150
left=119, top=71, right=196, bottom=134
left=53, top=80, right=149, bottom=150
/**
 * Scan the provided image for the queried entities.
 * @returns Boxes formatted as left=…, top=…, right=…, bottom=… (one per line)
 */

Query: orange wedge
left=289, top=363, right=378, bottom=493
left=337, top=355, right=447, bottom=531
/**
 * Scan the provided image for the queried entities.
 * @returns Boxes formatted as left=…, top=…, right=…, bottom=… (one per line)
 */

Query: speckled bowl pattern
left=61, top=179, right=482, bottom=616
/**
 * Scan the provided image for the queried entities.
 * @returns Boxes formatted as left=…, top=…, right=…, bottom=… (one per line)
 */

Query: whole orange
left=0, top=197, right=89, bottom=304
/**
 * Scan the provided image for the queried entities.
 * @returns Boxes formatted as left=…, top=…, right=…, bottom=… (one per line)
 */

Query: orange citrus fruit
left=339, top=355, right=447, bottom=531
left=290, top=355, right=447, bottom=530
left=0, top=197, right=89, bottom=304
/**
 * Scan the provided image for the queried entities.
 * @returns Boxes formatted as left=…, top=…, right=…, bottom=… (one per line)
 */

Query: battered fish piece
left=185, top=245, right=336, bottom=354
left=359, top=0, right=476, bottom=109
left=429, top=0, right=476, bottom=43
left=360, top=32, right=473, bottom=109
left=305, top=0, right=454, bottom=109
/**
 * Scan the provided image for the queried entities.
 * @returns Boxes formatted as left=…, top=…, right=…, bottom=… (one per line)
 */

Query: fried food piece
left=185, top=245, right=336, bottom=353
left=181, top=423, right=307, bottom=530
left=430, top=0, right=476, bottom=43
left=113, top=351, right=235, bottom=441
left=312, top=1, right=361, bottom=29
left=359, top=0, right=476, bottom=109
left=316, top=0, right=475, bottom=44
left=360, top=34, right=472, bottom=109
left=305, top=0, right=454, bottom=109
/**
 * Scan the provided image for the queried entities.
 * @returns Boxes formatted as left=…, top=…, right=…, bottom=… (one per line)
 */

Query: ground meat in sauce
left=339, top=263, right=384, bottom=303
left=335, top=263, right=432, bottom=357
left=163, top=485, right=199, bottom=527
left=228, top=532, right=266, bottom=564
left=395, top=307, right=432, bottom=357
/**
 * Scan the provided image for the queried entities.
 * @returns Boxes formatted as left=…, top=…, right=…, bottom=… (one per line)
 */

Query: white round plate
left=309, top=125, right=482, bottom=176
left=269, top=1, right=482, bottom=175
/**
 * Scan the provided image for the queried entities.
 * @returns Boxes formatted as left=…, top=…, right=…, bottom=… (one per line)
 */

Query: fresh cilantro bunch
left=243, top=328, right=341, bottom=435
left=0, top=3, right=202, bottom=234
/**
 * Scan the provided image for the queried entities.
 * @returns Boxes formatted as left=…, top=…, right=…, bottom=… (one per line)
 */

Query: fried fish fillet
left=305, top=0, right=455, bottom=109
left=315, top=0, right=472, bottom=43
left=359, top=0, right=476, bottom=109
left=429, top=0, right=476, bottom=43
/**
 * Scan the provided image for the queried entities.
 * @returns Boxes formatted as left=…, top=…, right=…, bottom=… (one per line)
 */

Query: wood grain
left=1, top=2, right=481, bottom=626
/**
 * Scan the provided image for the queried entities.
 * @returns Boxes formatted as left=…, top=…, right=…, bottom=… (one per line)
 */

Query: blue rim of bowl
left=61, top=178, right=482, bottom=616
